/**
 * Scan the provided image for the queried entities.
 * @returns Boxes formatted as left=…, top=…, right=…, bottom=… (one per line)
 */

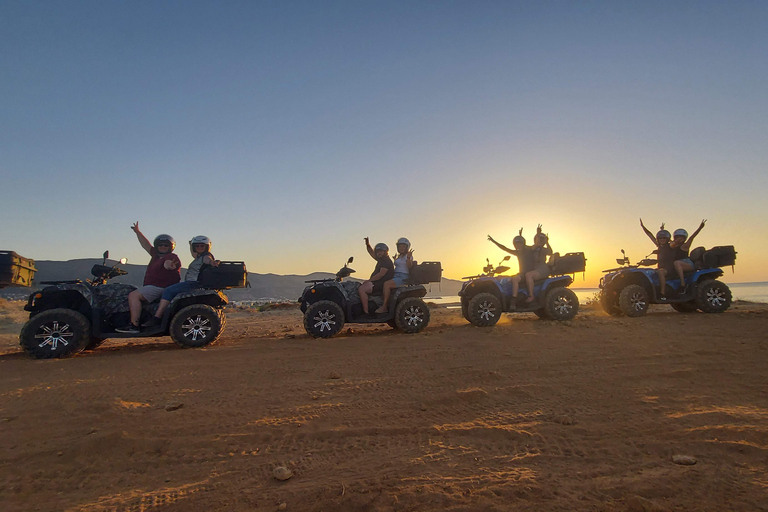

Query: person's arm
left=370, top=267, right=389, bottom=281
left=639, top=218, right=659, bottom=247
left=683, top=219, right=707, bottom=249
left=131, top=222, right=153, bottom=254
left=203, top=254, right=220, bottom=267
left=364, top=237, right=375, bottom=259
left=164, top=255, right=180, bottom=271
left=406, top=249, right=414, bottom=269
left=487, top=235, right=517, bottom=255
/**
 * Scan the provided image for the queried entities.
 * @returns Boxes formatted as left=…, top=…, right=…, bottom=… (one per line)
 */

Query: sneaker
left=659, top=293, right=667, bottom=301
left=142, top=317, right=161, bottom=328
left=115, top=324, right=141, bottom=334
left=679, top=285, right=687, bottom=295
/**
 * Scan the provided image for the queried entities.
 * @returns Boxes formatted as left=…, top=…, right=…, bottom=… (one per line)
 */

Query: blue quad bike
left=298, top=257, right=442, bottom=338
left=598, top=246, right=736, bottom=317
left=459, top=252, right=586, bottom=326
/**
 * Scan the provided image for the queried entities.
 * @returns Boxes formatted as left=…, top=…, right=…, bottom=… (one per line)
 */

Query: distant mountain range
left=0, top=259, right=463, bottom=301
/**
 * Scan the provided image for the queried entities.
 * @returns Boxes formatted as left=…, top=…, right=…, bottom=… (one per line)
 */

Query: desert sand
left=1, top=299, right=767, bottom=512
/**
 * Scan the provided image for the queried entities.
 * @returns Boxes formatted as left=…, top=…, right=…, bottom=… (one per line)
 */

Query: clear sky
left=2, top=1, right=766, bottom=286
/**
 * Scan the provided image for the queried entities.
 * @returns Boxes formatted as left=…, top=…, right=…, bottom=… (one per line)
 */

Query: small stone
left=626, top=495, right=666, bottom=512
left=273, top=466, right=293, bottom=481
left=420, top=405, right=428, bottom=411
left=672, top=454, right=697, bottom=465
left=278, top=503, right=287, bottom=511
left=165, top=402, right=184, bottom=412
left=328, top=372, right=341, bottom=379
left=57, top=451, right=63, bottom=457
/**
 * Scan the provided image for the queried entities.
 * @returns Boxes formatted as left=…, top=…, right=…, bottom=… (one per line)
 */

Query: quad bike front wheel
left=170, top=304, right=225, bottom=348
left=544, top=287, right=579, bottom=321
left=695, top=280, right=731, bottom=313
left=600, top=291, right=622, bottom=316
left=20, top=308, right=91, bottom=359
left=467, top=293, right=501, bottom=327
left=618, top=284, right=649, bottom=317
left=304, top=300, right=345, bottom=338
left=394, top=297, right=430, bottom=333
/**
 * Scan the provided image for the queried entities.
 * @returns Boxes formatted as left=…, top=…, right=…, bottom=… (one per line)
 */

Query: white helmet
left=396, top=237, right=410, bottom=251
left=673, top=229, right=688, bottom=239
left=189, top=235, right=212, bottom=254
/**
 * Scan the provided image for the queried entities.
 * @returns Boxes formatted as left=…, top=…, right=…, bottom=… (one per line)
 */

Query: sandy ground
left=1, top=298, right=767, bottom=512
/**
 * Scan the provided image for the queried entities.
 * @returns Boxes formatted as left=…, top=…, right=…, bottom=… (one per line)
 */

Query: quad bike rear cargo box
left=0, top=251, right=36, bottom=288
left=702, top=246, right=736, bottom=268
left=409, top=262, right=443, bottom=284
left=550, top=252, right=586, bottom=275
left=198, top=261, right=248, bottom=289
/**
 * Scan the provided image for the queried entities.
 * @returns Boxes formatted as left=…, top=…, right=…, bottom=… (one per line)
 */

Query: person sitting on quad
left=359, top=238, right=394, bottom=315
left=374, top=237, right=414, bottom=314
left=671, top=219, right=707, bottom=294
left=640, top=219, right=675, bottom=299
left=487, top=224, right=544, bottom=309
left=142, top=235, right=219, bottom=327
left=116, top=222, right=181, bottom=334
left=524, top=232, right=553, bottom=303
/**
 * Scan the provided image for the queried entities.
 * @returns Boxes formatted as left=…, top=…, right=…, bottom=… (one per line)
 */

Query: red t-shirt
left=143, top=248, right=182, bottom=288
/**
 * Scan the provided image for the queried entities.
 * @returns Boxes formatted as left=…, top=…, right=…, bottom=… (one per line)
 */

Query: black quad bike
left=298, top=257, right=442, bottom=338
left=19, top=252, right=247, bottom=359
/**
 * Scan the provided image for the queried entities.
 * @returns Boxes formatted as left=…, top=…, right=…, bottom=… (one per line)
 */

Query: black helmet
left=513, top=235, right=526, bottom=245
left=153, top=234, right=176, bottom=252
left=374, top=243, right=389, bottom=252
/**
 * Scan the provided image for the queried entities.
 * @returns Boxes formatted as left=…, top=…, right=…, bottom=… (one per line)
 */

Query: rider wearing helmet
left=360, top=237, right=395, bottom=315
left=374, top=237, right=415, bottom=314
left=142, top=235, right=219, bottom=328
left=670, top=220, right=707, bottom=294
left=487, top=225, right=545, bottom=309
left=641, top=218, right=706, bottom=298
left=117, top=222, right=182, bottom=333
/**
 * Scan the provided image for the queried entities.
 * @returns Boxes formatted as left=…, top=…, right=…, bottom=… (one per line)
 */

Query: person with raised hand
left=115, top=222, right=181, bottom=334
left=670, top=219, right=707, bottom=294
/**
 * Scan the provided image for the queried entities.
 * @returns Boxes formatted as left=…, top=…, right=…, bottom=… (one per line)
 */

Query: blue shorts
left=677, top=258, right=694, bottom=268
left=161, top=280, right=202, bottom=301
left=393, top=272, right=409, bottom=286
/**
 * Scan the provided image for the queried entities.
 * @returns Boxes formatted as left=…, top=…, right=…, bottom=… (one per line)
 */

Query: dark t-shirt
left=143, top=248, right=182, bottom=288
left=370, top=255, right=395, bottom=283
left=515, top=246, right=535, bottom=274
left=657, top=244, right=675, bottom=273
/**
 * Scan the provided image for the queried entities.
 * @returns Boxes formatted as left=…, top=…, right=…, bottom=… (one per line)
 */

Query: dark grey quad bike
left=19, top=251, right=246, bottom=359
left=298, top=257, right=439, bottom=338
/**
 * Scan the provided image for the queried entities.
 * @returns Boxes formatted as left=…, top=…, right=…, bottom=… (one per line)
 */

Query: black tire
left=85, top=337, right=107, bottom=350
left=600, top=291, right=622, bottom=316
left=533, top=308, right=549, bottom=319
left=618, top=284, right=649, bottom=317
left=395, top=297, right=430, bottom=333
left=387, top=319, right=397, bottom=329
left=19, top=308, right=91, bottom=359
left=467, top=292, right=502, bottom=327
left=695, top=280, right=731, bottom=313
left=169, top=304, right=224, bottom=348
left=461, top=298, right=470, bottom=322
left=671, top=301, right=699, bottom=313
left=544, top=287, right=579, bottom=321
left=304, top=300, right=345, bottom=338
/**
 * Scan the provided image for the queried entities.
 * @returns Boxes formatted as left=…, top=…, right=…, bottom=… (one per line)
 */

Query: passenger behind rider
left=116, top=222, right=181, bottom=334
left=525, top=232, right=553, bottom=303
left=670, top=219, right=707, bottom=294
left=142, top=235, right=219, bottom=327
left=640, top=219, right=674, bottom=300
left=487, top=224, right=544, bottom=309
left=359, top=238, right=395, bottom=315
left=374, top=237, right=414, bottom=314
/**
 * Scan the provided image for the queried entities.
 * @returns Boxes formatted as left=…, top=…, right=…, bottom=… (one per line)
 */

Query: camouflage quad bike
left=19, top=252, right=243, bottom=359
left=298, top=257, right=441, bottom=338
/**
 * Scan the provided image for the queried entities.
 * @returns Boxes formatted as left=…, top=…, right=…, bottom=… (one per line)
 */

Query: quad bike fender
left=167, top=289, right=228, bottom=323
left=540, top=275, right=573, bottom=291
left=391, top=285, right=427, bottom=304
left=459, top=277, right=504, bottom=301
left=602, top=269, right=655, bottom=301
left=693, top=268, right=724, bottom=282
left=299, top=283, right=347, bottom=313
left=24, top=284, right=95, bottom=317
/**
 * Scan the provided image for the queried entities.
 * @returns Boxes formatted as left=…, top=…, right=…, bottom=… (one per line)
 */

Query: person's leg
left=375, top=280, right=395, bottom=314
left=146, top=282, right=193, bottom=325
left=674, top=260, right=693, bottom=293
left=359, top=281, right=374, bottom=314
left=128, top=290, right=144, bottom=326
left=509, top=275, right=521, bottom=310
left=525, top=270, right=542, bottom=302
left=657, top=269, right=667, bottom=297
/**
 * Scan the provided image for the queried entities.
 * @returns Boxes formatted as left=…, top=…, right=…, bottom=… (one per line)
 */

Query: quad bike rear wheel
left=619, top=284, right=649, bottom=317
left=533, top=308, right=549, bottom=319
left=170, top=304, right=224, bottom=348
left=20, top=308, right=91, bottom=359
left=544, top=287, right=579, bottom=321
left=395, top=297, right=430, bottom=333
left=304, top=300, right=345, bottom=338
left=600, top=291, right=622, bottom=316
left=695, top=280, right=731, bottom=313
left=467, top=293, right=501, bottom=327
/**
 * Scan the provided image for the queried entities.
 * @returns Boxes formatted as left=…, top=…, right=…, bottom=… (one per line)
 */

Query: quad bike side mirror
left=102, top=251, right=109, bottom=265
left=502, top=256, right=510, bottom=262
left=347, top=256, right=354, bottom=265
